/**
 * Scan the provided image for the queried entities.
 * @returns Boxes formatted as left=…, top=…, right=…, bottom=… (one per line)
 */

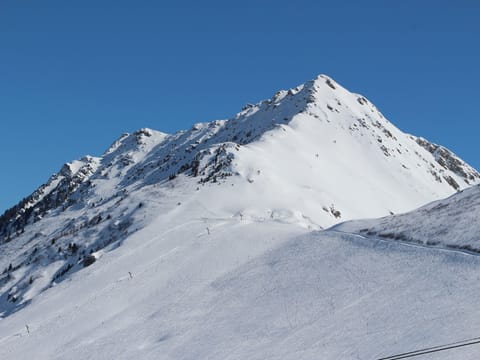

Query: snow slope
left=335, top=183, right=480, bottom=252
left=2, top=213, right=480, bottom=359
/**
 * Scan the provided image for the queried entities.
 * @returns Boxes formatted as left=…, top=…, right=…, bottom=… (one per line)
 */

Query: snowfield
left=1, top=74, right=480, bottom=359
left=2, top=215, right=480, bottom=359
left=336, top=183, right=480, bottom=252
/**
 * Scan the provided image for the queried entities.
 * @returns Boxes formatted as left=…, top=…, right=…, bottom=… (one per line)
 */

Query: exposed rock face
left=414, top=136, right=480, bottom=186
left=0, top=156, right=100, bottom=242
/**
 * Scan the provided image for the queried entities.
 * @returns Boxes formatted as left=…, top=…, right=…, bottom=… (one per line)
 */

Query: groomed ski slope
left=1, top=209, right=480, bottom=359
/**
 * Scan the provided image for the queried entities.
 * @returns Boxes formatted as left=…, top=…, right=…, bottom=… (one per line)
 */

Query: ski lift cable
left=377, top=336, right=480, bottom=360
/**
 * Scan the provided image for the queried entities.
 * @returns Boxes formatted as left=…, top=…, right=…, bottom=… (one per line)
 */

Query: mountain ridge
left=2, top=74, right=478, bottom=239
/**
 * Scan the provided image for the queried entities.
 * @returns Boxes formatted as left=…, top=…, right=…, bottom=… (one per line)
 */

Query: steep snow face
left=167, top=74, right=479, bottom=228
left=335, top=184, right=480, bottom=252
left=0, top=74, right=479, bottom=316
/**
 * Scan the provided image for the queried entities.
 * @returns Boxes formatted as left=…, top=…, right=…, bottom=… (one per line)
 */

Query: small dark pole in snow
left=206, top=227, right=210, bottom=235
left=128, top=271, right=133, bottom=279
left=25, top=325, right=30, bottom=334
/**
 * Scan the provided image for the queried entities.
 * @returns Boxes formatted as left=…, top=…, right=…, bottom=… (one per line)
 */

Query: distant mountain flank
left=335, top=183, right=480, bottom=252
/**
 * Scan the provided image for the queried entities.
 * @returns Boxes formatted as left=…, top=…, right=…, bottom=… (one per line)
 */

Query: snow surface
left=335, top=183, right=480, bottom=252
left=1, top=74, right=480, bottom=359
left=2, top=216, right=480, bottom=359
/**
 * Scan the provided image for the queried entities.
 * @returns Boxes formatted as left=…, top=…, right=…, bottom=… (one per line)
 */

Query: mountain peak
left=311, top=73, right=338, bottom=86
left=59, top=156, right=99, bottom=178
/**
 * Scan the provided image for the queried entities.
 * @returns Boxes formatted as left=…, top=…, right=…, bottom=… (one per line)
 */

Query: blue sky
left=1, top=0, right=479, bottom=213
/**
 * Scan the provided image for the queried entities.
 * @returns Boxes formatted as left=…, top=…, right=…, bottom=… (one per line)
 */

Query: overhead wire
left=377, top=335, right=480, bottom=359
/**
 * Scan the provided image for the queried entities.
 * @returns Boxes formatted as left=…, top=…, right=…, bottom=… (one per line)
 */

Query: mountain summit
left=0, top=74, right=479, bottom=316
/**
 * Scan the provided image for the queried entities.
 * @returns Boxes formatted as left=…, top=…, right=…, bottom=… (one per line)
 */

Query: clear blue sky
left=1, top=0, right=479, bottom=213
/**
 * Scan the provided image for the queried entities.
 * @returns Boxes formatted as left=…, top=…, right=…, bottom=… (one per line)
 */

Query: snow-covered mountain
left=0, top=74, right=479, bottom=317
left=0, top=74, right=480, bottom=359
left=2, top=75, right=478, bottom=236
